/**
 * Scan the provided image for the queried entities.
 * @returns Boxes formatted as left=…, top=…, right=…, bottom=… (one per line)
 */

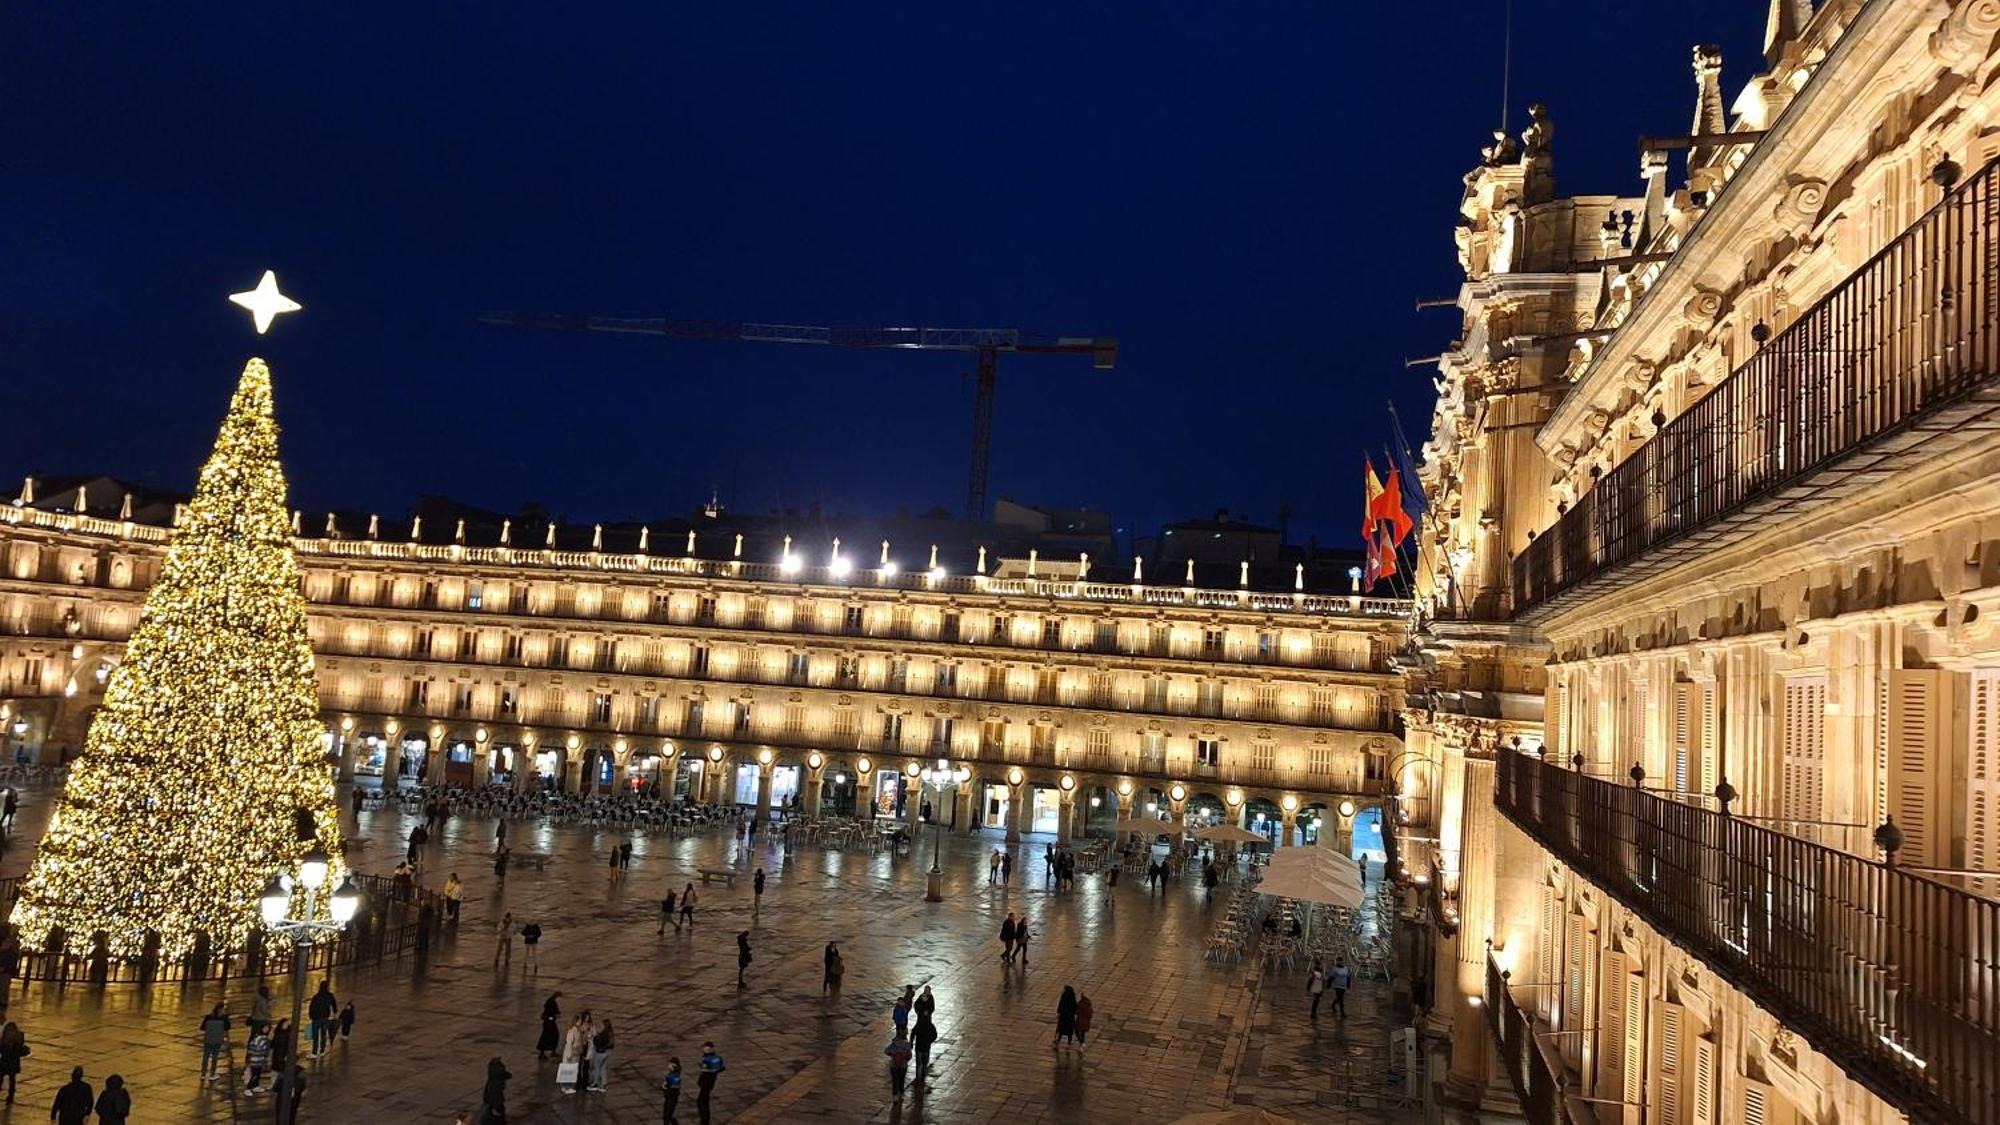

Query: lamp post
left=259, top=841, right=362, bottom=1125
left=920, top=759, right=970, bottom=902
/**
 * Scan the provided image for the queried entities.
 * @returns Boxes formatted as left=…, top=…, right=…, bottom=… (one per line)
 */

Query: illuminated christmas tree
left=13, top=357, right=345, bottom=957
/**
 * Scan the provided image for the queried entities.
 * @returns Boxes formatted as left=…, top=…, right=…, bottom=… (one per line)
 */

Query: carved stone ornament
left=1682, top=288, right=1723, bottom=328
left=1931, top=0, right=2000, bottom=71
left=1773, top=178, right=1828, bottom=234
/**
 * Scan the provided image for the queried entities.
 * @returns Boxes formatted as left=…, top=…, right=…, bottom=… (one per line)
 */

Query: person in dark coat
left=536, top=993, right=562, bottom=1059
left=911, top=1015, right=938, bottom=1087
left=49, top=1066, right=91, bottom=1125
left=0, top=1021, right=27, bottom=1103
left=480, top=1056, right=510, bottom=1123
left=735, top=932, right=752, bottom=988
left=1053, top=986, right=1079, bottom=1046
left=92, top=1074, right=130, bottom=1125
left=822, top=942, right=839, bottom=994
left=661, top=1056, right=683, bottom=1125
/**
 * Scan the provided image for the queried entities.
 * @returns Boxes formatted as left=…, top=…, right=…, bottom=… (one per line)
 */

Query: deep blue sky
left=5, top=3, right=1761, bottom=546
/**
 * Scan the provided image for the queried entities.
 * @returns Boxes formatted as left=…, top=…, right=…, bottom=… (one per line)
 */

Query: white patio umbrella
left=1195, top=823, right=1267, bottom=844
left=1253, top=867, right=1365, bottom=909
left=1266, top=845, right=1363, bottom=890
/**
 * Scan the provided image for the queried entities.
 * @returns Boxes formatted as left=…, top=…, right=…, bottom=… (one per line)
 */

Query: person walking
left=244, top=1025, right=272, bottom=1094
left=1054, top=986, right=1079, bottom=1047
left=270, top=1017, right=295, bottom=1079
left=1076, top=992, right=1094, bottom=1047
left=911, top=1015, right=937, bottom=1087
left=536, top=993, right=562, bottom=1060
left=521, top=921, right=543, bottom=972
left=248, top=984, right=273, bottom=1039
left=48, top=1067, right=91, bottom=1125
left=679, top=884, right=697, bottom=928
left=822, top=942, right=840, bottom=994
left=988, top=849, right=1001, bottom=882
left=659, top=891, right=678, bottom=935
left=91, top=1074, right=130, bottom=1125
left=735, top=932, right=753, bottom=989
left=588, top=1019, right=615, bottom=1092
left=493, top=845, right=510, bottom=882
left=914, top=984, right=935, bottom=1023
left=443, top=872, right=463, bottom=924
left=494, top=911, right=514, bottom=967
left=999, top=913, right=1017, bottom=962
left=1331, top=958, right=1352, bottom=1017
left=339, top=1001, right=356, bottom=1042
left=199, top=1003, right=230, bottom=1080
left=752, top=868, right=765, bottom=918
left=607, top=848, right=621, bottom=884
left=1000, top=851, right=1013, bottom=883
left=883, top=1028, right=913, bottom=1098
left=1014, top=919, right=1031, bottom=966
left=696, top=1042, right=724, bottom=1125
left=307, top=980, right=338, bottom=1057
left=0, top=1021, right=26, bottom=1103
left=1306, top=959, right=1328, bottom=1020
left=891, top=988, right=912, bottom=1037
left=480, top=1056, right=510, bottom=1125
left=620, top=840, right=633, bottom=870
left=660, top=1057, right=683, bottom=1125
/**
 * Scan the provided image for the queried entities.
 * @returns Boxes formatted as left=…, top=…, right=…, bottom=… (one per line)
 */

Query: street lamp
left=260, top=839, right=361, bottom=1125
left=919, top=761, right=971, bottom=902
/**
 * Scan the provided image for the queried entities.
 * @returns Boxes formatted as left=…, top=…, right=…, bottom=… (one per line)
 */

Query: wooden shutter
left=1563, top=913, right=1585, bottom=1036
left=1633, top=680, right=1651, bottom=774
left=1739, top=1077, right=1796, bottom=1125
left=1691, top=1035, right=1717, bottom=1125
left=1886, top=670, right=1949, bottom=868
left=1549, top=679, right=1567, bottom=761
left=1877, top=675, right=1891, bottom=830
left=1968, top=670, right=2000, bottom=873
left=1656, top=1001, right=1684, bottom=1124
left=1697, top=683, right=1719, bottom=798
left=1621, top=970, right=1646, bottom=1108
left=1781, top=677, right=1827, bottom=825
left=1537, top=886, right=1557, bottom=1020
left=1599, top=949, right=1627, bottom=1098
left=1673, top=684, right=1695, bottom=794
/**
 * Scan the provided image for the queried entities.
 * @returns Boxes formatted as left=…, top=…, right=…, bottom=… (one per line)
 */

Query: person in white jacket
left=559, top=1012, right=594, bottom=1095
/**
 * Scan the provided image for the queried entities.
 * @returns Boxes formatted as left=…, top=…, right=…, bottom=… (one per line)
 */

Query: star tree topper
left=229, top=269, right=302, bottom=334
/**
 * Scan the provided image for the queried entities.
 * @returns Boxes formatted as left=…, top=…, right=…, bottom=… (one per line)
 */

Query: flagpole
left=1387, top=401, right=1462, bottom=617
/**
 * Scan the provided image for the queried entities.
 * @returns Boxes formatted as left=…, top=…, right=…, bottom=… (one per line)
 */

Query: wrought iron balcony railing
left=1515, top=158, right=2000, bottom=614
left=1495, top=749, right=1998, bottom=1125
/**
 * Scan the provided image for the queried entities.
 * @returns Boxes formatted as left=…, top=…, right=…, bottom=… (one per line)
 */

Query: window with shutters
left=1631, top=679, right=1650, bottom=771
left=832, top=707, right=857, bottom=740
left=982, top=719, right=1007, bottom=755
left=454, top=684, right=474, bottom=714
left=598, top=640, right=618, bottom=671
left=1600, top=949, right=1627, bottom=1098
left=1145, top=676, right=1167, bottom=710
left=1255, top=683, right=1279, bottom=719
left=1141, top=733, right=1167, bottom=771
left=734, top=701, right=752, bottom=734
left=1087, top=728, right=1111, bottom=761
left=784, top=702, right=806, bottom=736
left=1536, top=886, right=1557, bottom=1020
left=1311, top=633, right=1336, bottom=667
left=1562, top=913, right=1584, bottom=1038
left=690, top=645, right=709, bottom=677
left=1655, top=1002, right=1684, bottom=1125
left=1202, top=628, right=1224, bottom=657
left=1043, top=619, right=1063, bottom=647
left=1967, top=670, right=1999, bottom=873
left=1691, top=1034, right=1717, bottom=1125
left=414, top=628, right=434, bottom=657
left=991, top=615, right=1011, bottom=645
left=1309, top=687, right=1335, bottom=725
left=592, top=693, right=612, bottom=724
left=1252, top=740, right=1274, bottom=772
left=1198, top=680, right=1223, bottom=716
left=1672, top=683, right=1695, bottom=794
left=1886, top=670, right=1949, bottom=867
left=1090, top=670, right=1113, bottom=706
left=1622, top=971, right=1646, bottom=1110
left=1094, top=621, right=1117, bottom=651
left=637, top=696, right=657, bottom=727
left=504, top=634, right=524, bottom=664
left=408, top=680, right=429, bottom=710
left=1780, top=677, right=1828, bottom=825
left=1196, top=738, right=1221, bottom=768
left=1307, top=745, right=1334, bottom=776
left=881, top=712, right=903, bottom=747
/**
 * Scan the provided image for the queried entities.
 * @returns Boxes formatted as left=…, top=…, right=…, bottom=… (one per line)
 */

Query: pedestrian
left=589, top=1019, right=615, bottom=1092
left=999, top=913, right=1017, bottom=962
left=536, top=993, right=562, bottom=1060
left=0, top=1021, right=26, bottom=1103
left=914, top=984, right=935, bottom=1023
left=661, top=1057, right=683, bottom=1124
left=521, top=920, right=543, bottom=971
left=493, top=846, right=510, bottom=881
left=0, top=932, right=20, bottom=1004
left=480, top=1056, right=510, bottom=1125
left=1000, top=851, right=1013, bottom=882
left=494, top=911, right=515, bottom=967
left=559, top=1011, right=593, bottom=1094
left=199, top=1003, right=230, bottom=1080
left=49, top=1066, right=90, bottom=1125
left=679, top=884, right=697, bottom=928
left=911, top=1015, right=937, bottom=1086
left=271, top=1017, right=295, bottom=1078
left=989, top=849, right=1001, bottom=882
left=444, top=872, right=463, bottom=923
left=92, top=1074, right=130, bottom=1125
left=736, top=931, right=752, bottom=988
left=249, top=984, right=273, bottom=1038
left=696, top=1042, right=724, bottom=1125
left=1054, top=986, right=1079, bottom=1046
left=2, top=788, right=17, bottom=831
left=659, top=891, right=678, bottom=935
left=822, top=942, right=840, bottom=994
left=608, top=848, right=620, bottom=883
left=884, top=1028, right=913, bottom=1098
left=1331, top=958, right=1353, bottom=1017
left=1015, top=919, right=1031, bottom=966
left=1306, top=959, right=1328, bottom=1020
left=279, top=1062, right=307, bottom=1121
left=494, top=818, right=507, bottom=853
left=339, top=1001, right=356, bottom=1041
left=1076, top=992, right=1094, bottom=1046
left=892, top=987, right=912, bottom=1036
left=244, top=1025, right=272, bottom=1094
left=620, top=840, right=633, bottom=869
left=1203, top=862, right=1219, bottom=900
left=752, top=867, right=765, bottom=916
left=307, top=979, right=337, bottom=1057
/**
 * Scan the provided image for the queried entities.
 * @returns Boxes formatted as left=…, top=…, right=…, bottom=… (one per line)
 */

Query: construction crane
left=478, top=313, right=1117, bottom=520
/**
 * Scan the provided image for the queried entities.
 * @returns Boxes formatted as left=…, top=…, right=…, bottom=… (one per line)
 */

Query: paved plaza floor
left=0, top=785, right=1414, bottom=1123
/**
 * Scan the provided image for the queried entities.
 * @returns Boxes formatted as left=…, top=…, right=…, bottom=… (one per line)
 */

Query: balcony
left=1515, top=159, right=2000, bottom=616
left=1494, top=750, right=1997, bottom=1125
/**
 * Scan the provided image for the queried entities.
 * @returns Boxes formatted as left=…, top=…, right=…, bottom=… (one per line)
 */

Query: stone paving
left=0, top=785, right=1414, bottom=1123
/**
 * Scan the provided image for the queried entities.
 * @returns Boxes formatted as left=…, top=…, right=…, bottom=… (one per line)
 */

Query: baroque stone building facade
left=0, top=503, right=1406, bottom=849
left=1400, top=2, right=2000, bottom=1123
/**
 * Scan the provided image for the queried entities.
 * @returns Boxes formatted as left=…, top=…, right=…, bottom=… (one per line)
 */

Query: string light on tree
left=14, top=277, right=340, bottom=957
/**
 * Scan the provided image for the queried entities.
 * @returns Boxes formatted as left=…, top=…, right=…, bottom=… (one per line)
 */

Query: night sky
left=5, top=3, right=1762, bottom=547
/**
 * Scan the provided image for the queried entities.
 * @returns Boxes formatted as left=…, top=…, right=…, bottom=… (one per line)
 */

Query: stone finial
left=15, top=476, right=32, bottom=505
left=880, top=539, right=891, bottom=566
left=1027, top=548, right=1039, bottom=577
left=638, top=526, right=650, bottom=552
left=500, top=518, right=512, bottom=545
left=77, top=484, right=90, bottom=515
left=120, top=493, right=133, bottom=521
left=1079, top=552, right=1090, bottom=579
left=976, top=546, right=987, bottom=574
left=927, top=544, right=938, bottom=569
left=545, top=521, right=556, bottom=548
left=1295, top=563, right=1305, bottom=591
left=1184, top=558, right=1195, bottom=585
left=1240, top=560, right=1250, bottom=587
left=733, top=533, right=744, bottom=559
left=368, top=513, right=380, bottom=539
left=324, top=511, right=336, bottom=537
left=1133, top=556, right=1144, bottom=584
left=1636, top=149, right=1670, bottom=251
left=409, top=515, right=423, bottom=541
left=454, top=518, right=467, bottom=544
left=592, top=524, right=603, bottom=551
left=1691, top=46, right=1727, bottom=176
